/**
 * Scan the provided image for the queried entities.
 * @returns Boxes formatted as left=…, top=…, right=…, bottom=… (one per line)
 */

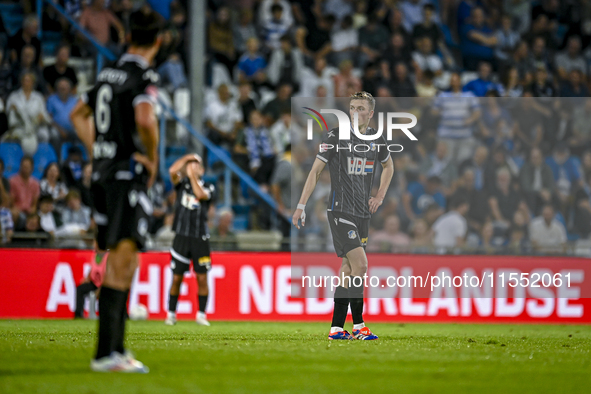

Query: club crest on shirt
left=348, top=230, right=356, bottom=239
left=370, top=142, right=376, bottom=151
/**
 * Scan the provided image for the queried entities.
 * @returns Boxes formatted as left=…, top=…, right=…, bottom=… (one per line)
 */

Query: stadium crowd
left=0, top=0, right=591, bottom=255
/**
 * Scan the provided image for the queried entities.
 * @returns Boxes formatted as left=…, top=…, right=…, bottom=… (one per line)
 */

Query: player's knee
left=197, top=274, right=208, bottom=289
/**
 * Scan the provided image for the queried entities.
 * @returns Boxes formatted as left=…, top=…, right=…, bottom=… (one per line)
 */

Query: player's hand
left=133, top=152, right=157, bottom=189
left=292, top=208, right=306, bottom=229
left=369, top=197, right=383, bottom=214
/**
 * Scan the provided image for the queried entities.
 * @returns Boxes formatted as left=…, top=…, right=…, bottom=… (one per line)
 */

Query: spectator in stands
left=460, top=7, right=495, bottom=71
left=555, top=36, right=587, bottom=81
left=61, top=146, right=85, bottom=189
left=261, top=3, right=292, bottom=52
left=270, top=110, right=291, bottom=157
left=400, top=0, right=439, bottom=33
left=148, top=177, right=167, bottom=234
left=38, top=194, right=62, bottom=237
left=0, top=51, right=13, bottom=102
left=205, top=84, right=243, bottom=148
left=433, top=72, right=480, bottom=163
left=10, top=213, right=48, bottom=247
left=453, top=168, right=489, bottom=233
left=358, top=13, right=389, bottom=69
left=528, top=37, right=553, bottom=76
left=208, top=6, right=236, bottom=75
left=560, top=69, right=590, bottom=97
left=409, top=218, right=432, bottom=253
left=512, top=92, right=545, bottom=153
left=0, top=159, right=10, bottom=205
left=367, top=214, right=411, bottom=253
left=0, top=191, right=13, bottom=244
left=237, top=37, right=268, bottom=90
left=244, top=110, right=276, bottom=185
left=333, top=60, right=361, bottom=97
left=156, top=28, right=188, bottom=91
left=295, top=14, right=334, bottom=66
left=233, top=9, right=257, bottom=55
left=323, top=0, right=353, bottom=22
left=505, top=41, right=530, bottom=82
left=267, top=35, right=304, bottom=92
left=329, top=15, right=358, bottom=68
left=9, top=156, right=39, bottom=218
left=571, top=99, right=591, bottom=156
left=500, top=66, right=523, bottom=98
left=403, top=175, right=446, bottom=221
left=494, top=14, right=520, bottom=68
left=523, top=14, right=557, bottom=51
left=61, top=189, right=92, bottom=233
left=352, top=0, right=368, bottom=29
left=7, top=14, right=41, bottom=65
left=258, top=0, right=293, bottom=33
left=545, top=143, right=582, bottom=204
left=529, top=204, right=567, bottom=254
left=271, top=143, right=291, bottom=216
left=6, top=72, right=51, bottom=155
left=390, top=62, right=417, bottom=98
left=300, top=57, right=335, bottom=98
left=210, top=208, right=237, bottom=251
left=519, top=147, right=556, bottom=216
left=79, top=0, right=125, bottom=53
left=483, top=145, right=519, bottom=190
left=262, top=83, right=292, bottom=124
left=10, top=45, right=44, bottom=93
left=412, top=37, right=443, bottom=77
left=529, top=65, right=556, bottom=99
left=40, top=162, right=68, bottom=204
left=154, top=212, right=175, bottom=246
left=237, top=82, right=257, bottom=123
left=418, top=140, right=457, bottom=192
left=412, top=4, right=442, bottom=49
left=79, top=162, right=92, bottom=209
left=43, top=45, right=78, bottom=94
left=488, top=167, right=525, bottom=228
left=432, top=194, right=469, bottom=253
left=382, top=33, right=413, bottom=76
left=504, top=0, right=532, bottom=34
left=573, top=171, right=591, bottom=237
left=463, top=61, right=503, bottom=97
left=47, top=78, right=78, bottom=145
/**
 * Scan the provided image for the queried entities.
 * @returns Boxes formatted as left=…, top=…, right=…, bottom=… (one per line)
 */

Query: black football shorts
left=327, top=211, right=369, bottom=258
left=170, top=234, right=212, bottom=275
left=92, top=180, right=151, bottom=251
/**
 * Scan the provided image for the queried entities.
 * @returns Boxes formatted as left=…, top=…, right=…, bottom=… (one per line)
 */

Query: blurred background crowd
left=1, top=0, right=591, bottom=255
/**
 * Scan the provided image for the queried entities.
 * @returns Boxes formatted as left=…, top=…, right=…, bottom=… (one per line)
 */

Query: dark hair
left=39, top=194, right=54, bottom=204
left=271, top=4, right=283, bottom=13
left=427, top=175, right=442, bottom=184
left=284, top=143, right=291, bottom=153
left=21, top=156, right=34, bottom=166
left=130, top=10, right=161, bottom=47
left=54, top=43, right=71, bottom=56
left=451, top=194, right=469, bottom=209
left=42, top=162, right=61, bottom=181
left=423, top=3, right=435, bottom=12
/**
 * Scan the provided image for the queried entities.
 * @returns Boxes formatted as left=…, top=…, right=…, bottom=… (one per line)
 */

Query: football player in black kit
left=70, top=10, right=161, bottom=372
left=165, top=153, right=215, bottom=327
left=293, top=92, right=394, bottom=340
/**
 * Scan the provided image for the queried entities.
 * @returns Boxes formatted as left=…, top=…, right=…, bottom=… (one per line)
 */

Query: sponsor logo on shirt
left=347, top=157, right=374, bottom=175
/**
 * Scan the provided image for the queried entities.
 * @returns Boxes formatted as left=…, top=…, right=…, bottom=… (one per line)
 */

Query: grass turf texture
left=0, top=321, right=590, bottom=393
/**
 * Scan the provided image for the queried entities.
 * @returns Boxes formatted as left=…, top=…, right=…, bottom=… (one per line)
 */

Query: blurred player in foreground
left=70, top=10, right=161, bottom=373
left=165, top=154, right=215, bottom=326
left=293, top=92, right=394, bottom=340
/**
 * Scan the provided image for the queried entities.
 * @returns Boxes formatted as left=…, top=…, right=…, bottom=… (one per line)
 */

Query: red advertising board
left=0, top=249, right=589, bottom=323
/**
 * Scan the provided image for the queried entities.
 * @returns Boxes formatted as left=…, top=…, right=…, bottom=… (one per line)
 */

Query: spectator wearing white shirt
left=61, top=189, right=92, bottom=233
left=205, top=84, right=243, bottom=149
left=330, top=15, right=358, bottom=68
left=555, top=36, right=588, bottom=81
left=6, top=71, right=52, bottom=155
left=39, top=162, right=68, bottom=204
left=412, top=36, right=443, bottom=77
left=269, top=110, right=291, bottom=158
left=529, top=204, right=567, bottom=254
left=258, top=0, right=293, bottom=32
left=299, top=57, right=336, bottom=98
left=400, top=0, right=440, bottom=33
left=267, top=35, right=304, bottom=91
left=323, top=0, right=354, bottom=22
left=260, top=3, right=292, bottom=52
left=432, top=195, right=470, bottom=253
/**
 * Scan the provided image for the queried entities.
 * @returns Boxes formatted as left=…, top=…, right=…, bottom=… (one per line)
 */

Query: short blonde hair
left=349, top=91, right=375, bottom=111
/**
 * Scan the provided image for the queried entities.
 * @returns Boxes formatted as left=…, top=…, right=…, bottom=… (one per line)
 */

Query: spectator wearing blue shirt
left=403, top=176, right=446, bottom=220
left=463, top=61, right=504, bottom=97
left=460, top=8, right=496, bottom=70
left=545, top=143, right=583, bottom=204
left=46, top=78, right=78, bottom=142
left=238, top=37, right=268, bottom=91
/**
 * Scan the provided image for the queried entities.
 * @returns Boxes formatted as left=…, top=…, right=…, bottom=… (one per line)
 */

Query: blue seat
left=207, top=147, right=230, bottom=169
left=0, top=142, right=24, bottom=178
left=233, top=214, right=249, bottom=231
left=60, top=142, right=88, bottom=163
left=32, top=143, right=58, bottom=180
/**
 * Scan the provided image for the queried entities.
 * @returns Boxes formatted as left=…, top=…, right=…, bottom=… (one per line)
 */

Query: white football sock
left=197, top=311, right=206, bottom=319
left=353, top=323, right=365, bottom=330
left=330, top=326, right=344, bottom=333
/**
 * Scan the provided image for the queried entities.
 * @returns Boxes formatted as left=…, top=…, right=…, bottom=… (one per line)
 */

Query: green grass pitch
left=0, top=320, right=590, bottom=393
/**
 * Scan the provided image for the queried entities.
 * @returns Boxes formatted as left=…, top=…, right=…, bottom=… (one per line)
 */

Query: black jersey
left=316, top=126, right=390, bottom=218
left=172, top=178, right=215, bottom=239
left=82, top=53, right=159, bottom=183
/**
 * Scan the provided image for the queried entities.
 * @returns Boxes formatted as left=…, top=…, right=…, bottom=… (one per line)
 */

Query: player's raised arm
left=292, top=157, right=327, bottom=229
left=134, top=101, right=159, bottom=188
left=186, top=159, right=211, bottom=201
left=369, top=155, right=394, bottom=214
left=70, top=99, right=95, bottom=160
left=168, top=153, right=201, bottom=185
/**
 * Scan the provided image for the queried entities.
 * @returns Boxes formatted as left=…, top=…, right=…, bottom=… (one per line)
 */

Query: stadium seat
left=60, top=142, right=88, bottom=163
left=32, top=143, right=58, bottom=180
left=0, top=142, right=24, bottom=178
